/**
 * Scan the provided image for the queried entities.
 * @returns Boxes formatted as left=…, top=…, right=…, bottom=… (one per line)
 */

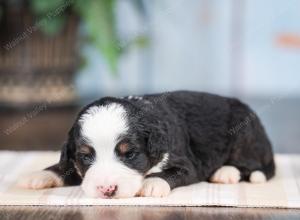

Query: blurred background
left=0, top=0, right=299, bottom=153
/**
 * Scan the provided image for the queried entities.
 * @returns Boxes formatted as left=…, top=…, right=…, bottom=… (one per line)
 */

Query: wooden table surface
left=0, top=206, right=300, bottom=220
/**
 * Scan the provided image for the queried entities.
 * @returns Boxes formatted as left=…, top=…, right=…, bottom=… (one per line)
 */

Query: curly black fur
left=46, top=91, right=275, bottom=189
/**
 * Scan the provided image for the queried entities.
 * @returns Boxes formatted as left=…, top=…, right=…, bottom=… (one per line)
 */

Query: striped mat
left=0, top=151, right=299, bottom=208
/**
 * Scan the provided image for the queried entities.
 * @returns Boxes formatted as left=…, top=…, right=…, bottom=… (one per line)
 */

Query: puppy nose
left=96, top=185, right=118, bottom=197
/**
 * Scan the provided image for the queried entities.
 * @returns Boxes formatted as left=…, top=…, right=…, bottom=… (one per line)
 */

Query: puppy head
left=61, top=98, right=169, bottom=198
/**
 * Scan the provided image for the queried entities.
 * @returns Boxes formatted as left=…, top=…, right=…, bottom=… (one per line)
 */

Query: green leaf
left=74, top=0, right=120, bottom=74
left=31, top=0, right=66, bottom=15
left=39, top=15, right=66, bottom=36
left=30, top=0, right=69, bottom=35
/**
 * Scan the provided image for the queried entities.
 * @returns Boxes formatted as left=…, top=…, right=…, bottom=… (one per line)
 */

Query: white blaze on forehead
left=79, top=103, right=128, bottom=148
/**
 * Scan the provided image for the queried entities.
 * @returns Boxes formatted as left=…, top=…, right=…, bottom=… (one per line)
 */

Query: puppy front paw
left=139, top=177, right=171, bottom=198
left=210, top=166, right=241, bottom=184
left=17, top=170, right=63, bottom=189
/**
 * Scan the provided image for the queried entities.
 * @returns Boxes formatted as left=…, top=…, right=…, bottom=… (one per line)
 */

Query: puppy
left=18, top=91, right=275, bottom=198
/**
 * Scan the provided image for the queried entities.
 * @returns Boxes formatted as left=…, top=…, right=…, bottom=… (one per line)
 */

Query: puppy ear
left=55, top=127, right=82, bottom=185
left=146, top=122, right=169, bottom=163
left=59, top=123, right=79, bottom=163
left=58, top=123, right=81, bottom=173
left=59, top=140, right=75, bottom=164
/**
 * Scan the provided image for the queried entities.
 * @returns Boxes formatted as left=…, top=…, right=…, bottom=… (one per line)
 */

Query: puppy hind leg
left=249, top=170, right=267, bottom=183
left=209, top=166, right=241, bottom=184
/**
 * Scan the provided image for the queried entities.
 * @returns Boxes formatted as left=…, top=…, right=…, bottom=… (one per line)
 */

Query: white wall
left=75, top=0, right=300, bottom=99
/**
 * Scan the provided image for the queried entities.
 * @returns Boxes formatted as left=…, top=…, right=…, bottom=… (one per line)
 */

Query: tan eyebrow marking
left=118, top=143, right=129, bottom=154
left=78, top=145, right=92, bottom=154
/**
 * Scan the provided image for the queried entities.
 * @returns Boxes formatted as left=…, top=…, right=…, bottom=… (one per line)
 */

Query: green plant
left=2, top=0, right=148, bottom=74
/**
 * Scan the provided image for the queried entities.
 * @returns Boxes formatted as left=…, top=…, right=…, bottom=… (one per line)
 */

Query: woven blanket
left=0, top=151, right=299, bottom=208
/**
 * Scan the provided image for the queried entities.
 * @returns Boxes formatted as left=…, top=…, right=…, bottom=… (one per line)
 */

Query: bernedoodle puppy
left=18, top=91, right=275, bottom=198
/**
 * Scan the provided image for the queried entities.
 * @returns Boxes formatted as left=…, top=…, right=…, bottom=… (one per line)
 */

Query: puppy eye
left=125, top=151, right=137, bottom=160
left=79, top=153, right=93, bottom=165
left=77, top=145, right=94, bottom=164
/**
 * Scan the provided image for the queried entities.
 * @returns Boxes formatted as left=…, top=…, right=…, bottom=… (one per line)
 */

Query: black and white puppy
left=18, top=91, right=275, bottom=198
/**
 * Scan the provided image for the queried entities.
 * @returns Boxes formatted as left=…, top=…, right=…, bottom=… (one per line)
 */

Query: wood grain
left=0, top=206, right=299, bottom=220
